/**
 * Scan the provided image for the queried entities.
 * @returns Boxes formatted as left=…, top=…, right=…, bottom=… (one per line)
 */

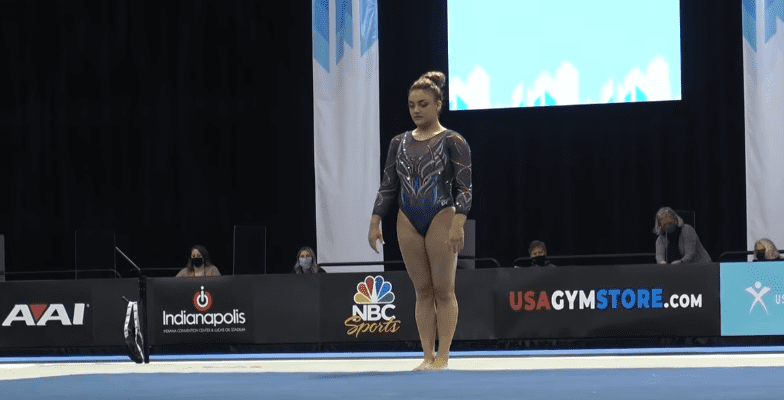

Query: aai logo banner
left=720, top=261, right=784, bottom=335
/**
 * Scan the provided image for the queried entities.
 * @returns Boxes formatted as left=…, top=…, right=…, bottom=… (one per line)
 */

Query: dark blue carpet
left=2, top=367, right=783, bottom=399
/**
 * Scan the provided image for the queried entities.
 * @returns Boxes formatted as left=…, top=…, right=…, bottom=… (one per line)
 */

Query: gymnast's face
left=408, top=89, right=441, bottom=129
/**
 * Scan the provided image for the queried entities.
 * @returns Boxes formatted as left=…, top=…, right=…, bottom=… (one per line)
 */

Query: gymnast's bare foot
left=430, top=356, right=449, bottom=370
left=413, top=358, right=435, bottom=371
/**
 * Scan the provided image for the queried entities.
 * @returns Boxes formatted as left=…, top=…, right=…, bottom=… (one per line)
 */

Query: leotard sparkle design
left=373, top=130, right=472, bottom=236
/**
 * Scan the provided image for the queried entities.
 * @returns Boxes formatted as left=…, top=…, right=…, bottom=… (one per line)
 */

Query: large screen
left=447, top=0, right=682, bottom=110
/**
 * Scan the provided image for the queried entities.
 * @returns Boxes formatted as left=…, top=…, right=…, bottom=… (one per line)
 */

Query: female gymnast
left=368, top=71, right=472, bottom=371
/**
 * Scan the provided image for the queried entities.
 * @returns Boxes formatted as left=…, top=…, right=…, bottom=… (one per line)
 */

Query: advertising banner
left=318, top=269, right=498, bottom=343
left=319, top=271, right=418, bottom=342
left=147, top=277, right=254, bottom=345
left=0, top=279, right=139, bottom=348
left=494, top=264, right=721, bottom=339
left=720, top=261, right=784, bottom=336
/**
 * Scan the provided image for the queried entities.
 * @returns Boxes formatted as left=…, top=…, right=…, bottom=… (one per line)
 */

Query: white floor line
left=2, top=353, right=784, bottom=381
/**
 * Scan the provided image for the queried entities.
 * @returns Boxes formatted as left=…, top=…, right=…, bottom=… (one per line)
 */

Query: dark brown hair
left=186, top=244, right=213, bottom=271
left=409, top=71, right=446, bottom=106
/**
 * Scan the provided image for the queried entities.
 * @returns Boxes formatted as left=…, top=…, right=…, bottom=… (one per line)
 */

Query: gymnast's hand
left=368, top=215, right=385, bottom=253
left=448, top=214, right=467, bottom=254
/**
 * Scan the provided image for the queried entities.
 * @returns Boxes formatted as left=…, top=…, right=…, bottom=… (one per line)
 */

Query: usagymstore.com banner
left=493, top=264, right=721, bottom=338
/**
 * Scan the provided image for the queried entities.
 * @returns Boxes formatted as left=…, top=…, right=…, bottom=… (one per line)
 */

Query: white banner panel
left=312, top=0, right=382, bottom=269
left=744, top=0, right=784, bottom=252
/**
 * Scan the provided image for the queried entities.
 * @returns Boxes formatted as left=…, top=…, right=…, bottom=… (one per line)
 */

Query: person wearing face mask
left=753, top=238, right=783, bottom=261
left=527, top=240, right=555, bottom=267
left=653, top=207, right=711, bottom=265
left=292, top=246, right=325, bottom=274
left=176, top=245, right=221, bottom=277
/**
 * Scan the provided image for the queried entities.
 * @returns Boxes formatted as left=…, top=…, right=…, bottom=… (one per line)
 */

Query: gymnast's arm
left=369, top=134, right=403, bottom=252
left=447, top=132, right=472, bottom=253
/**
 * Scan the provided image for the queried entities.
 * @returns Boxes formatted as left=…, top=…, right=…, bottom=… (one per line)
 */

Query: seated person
left=529, top=240, right=555, bottom=267
left=515, top=240, right=555, bottom=267
left=176, top=245, right=221, bottom=277
left=292, top=246, right=325, bottom=273
left=754, top=238, right=783, bottom=261
left=653, top=207, right=711, bottom=264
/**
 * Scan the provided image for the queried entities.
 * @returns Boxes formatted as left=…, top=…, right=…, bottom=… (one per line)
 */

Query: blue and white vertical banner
left=744, top=0, right=784, bottom=251
left=313, top=0, right=382, bottom=270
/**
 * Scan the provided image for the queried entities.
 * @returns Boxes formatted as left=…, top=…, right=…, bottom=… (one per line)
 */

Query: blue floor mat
left=3, top=367, right=784, bottom=400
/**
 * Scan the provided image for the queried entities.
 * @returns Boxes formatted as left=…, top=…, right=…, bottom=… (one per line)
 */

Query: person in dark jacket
left=528, top=240, right=556, bottom=267
left=653, top=207, right=711, bottom=264
left=176, top=245, right=221, bottom=277
left=514, top=240, right=556, bottom=268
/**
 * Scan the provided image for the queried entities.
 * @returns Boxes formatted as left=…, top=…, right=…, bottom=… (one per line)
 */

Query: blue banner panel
left=720, top=261, right=784, bottom=336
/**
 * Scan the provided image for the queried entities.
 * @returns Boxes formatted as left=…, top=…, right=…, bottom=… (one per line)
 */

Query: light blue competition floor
left=2, top=347, right=784, bottom=399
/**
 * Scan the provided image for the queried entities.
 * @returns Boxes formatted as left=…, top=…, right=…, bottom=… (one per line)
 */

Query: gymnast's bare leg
left=397, top=210, right=437, bottom=370
left=425, top=207, right=459, bottom=369
left=398, top=207, right=461, bottom=370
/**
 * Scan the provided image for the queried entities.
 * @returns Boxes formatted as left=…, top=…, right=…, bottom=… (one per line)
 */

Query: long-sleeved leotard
left=373, top=130, right=472, bottom=237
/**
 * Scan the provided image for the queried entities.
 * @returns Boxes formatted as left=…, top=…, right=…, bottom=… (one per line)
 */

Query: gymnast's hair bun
left=421, top=71, right=446, bottom=89
left=410, top=71, right=447, bottom=104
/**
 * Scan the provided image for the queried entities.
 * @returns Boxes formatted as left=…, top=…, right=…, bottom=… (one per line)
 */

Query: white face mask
left=299, top=257, right=312, bottom=267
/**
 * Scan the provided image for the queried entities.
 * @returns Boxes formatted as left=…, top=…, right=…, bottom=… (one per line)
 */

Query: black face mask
left=191, top=257, right=204, bottom=267
left=532, top=256, right=548, bottom=266
left=755, top=251, right=766, bottom=261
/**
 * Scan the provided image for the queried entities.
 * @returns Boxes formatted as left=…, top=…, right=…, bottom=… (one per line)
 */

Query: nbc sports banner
left=312, top=0, right=382, bottom=269
left=744, top=0, right=784, bottom=250
left=319, top=272, right=418, bottom=342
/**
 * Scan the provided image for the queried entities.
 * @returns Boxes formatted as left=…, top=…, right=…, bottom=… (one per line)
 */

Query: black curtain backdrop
left=2, top=1, right=315, bottom=275
left=2, top=0, right=745, bottom=276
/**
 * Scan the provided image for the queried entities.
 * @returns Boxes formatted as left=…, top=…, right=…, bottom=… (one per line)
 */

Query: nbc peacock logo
left=344, top=275, right=402, bottom=337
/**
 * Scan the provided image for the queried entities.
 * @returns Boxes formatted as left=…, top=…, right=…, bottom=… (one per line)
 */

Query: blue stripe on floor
left=3, top=346, right=784, bottom=363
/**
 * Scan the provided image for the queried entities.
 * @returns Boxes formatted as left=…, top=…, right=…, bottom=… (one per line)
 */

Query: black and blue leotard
left=372, top=130, right=472, bottom=237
